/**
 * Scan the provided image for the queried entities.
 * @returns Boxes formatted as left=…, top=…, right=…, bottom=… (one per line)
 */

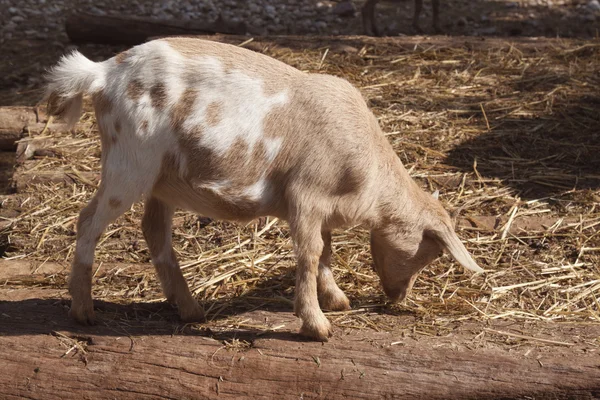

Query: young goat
left=362, top=0, right=441, bottom=36
left=46, top=37, right=481, bottom=341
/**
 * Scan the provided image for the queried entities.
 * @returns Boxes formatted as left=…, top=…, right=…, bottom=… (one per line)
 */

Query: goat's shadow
left=0, top=266, right=410, bottom=342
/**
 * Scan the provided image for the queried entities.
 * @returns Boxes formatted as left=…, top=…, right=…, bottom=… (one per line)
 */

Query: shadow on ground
left=0, top=265, right=407, bottom=341
left=445, top=77, right=600, bottom=199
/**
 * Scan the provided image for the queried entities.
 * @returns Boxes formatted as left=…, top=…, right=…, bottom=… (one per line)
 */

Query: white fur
left=46, top=51, right=107, bottom=98
left=44, top=52, right=107, bottom=128
left=178, top=55, right=289, bottom=158
left=241, top=177, right=269, bottom=201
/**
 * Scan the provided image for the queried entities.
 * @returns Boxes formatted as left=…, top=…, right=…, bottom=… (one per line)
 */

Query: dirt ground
left=1, top=1, right=600, bottom=399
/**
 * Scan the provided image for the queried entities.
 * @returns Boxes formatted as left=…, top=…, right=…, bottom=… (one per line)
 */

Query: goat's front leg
left=318, top=231, right=351, bottom=312
left=142, top=197, right=204, bottom=322
left=292, top=222, right=333, bottom=341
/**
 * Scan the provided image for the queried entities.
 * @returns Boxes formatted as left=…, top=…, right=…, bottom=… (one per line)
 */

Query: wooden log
left=0, top=107, right=68, bottom=152
left=0, top=107, right=40, bottom=151
left=0, top=260, right=148, bottom=281
left=12, top=169, right=99, bottom=192
left=65, top=12, right=247, bottom=46
left=0, top=286, right=599, bottom=399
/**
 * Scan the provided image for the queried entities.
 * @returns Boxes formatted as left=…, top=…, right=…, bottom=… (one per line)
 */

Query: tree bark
left=65, top=12, right=247, bottom=46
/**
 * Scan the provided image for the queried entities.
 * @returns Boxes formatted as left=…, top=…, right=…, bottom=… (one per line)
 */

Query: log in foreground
left=65, top=12, right=247, bottom=46
left=0, top=285, right=599, bottom=399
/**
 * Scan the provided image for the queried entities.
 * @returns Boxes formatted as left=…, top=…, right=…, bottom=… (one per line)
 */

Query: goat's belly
left=152, top=177, right=274, bottom=222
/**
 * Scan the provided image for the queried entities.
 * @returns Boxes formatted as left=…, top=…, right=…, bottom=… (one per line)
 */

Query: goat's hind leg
left=142, top=196, right=204, bottom=322
left=70, top=183, right=145, bottom=325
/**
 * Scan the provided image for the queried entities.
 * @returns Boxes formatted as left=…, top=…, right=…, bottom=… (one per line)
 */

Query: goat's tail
left=44, top=51, right=106, bottom=129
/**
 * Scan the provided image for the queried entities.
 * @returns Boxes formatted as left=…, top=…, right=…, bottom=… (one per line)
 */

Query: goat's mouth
left=381, top=285, right=408, bottom=303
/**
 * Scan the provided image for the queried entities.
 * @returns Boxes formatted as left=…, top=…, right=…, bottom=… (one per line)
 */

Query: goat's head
left=370, top=192, right=483, bottom=302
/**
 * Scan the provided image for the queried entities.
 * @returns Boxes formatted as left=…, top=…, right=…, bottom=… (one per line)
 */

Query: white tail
left=45, top=51, right=106, bottom=128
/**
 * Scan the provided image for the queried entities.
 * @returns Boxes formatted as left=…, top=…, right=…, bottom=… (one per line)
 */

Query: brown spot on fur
left=150, top=83, right=167, bottom=110
left=205, top=101, right=223, bottom=127
left=97, top=120, right=113, bottom=153
left=114, top=120, right=122, bottom=134
left=92, top=91, right=113, bottom=116
left=334, top=167, right=365, bottom=196
left=77, top=196, right=99, bottom=238
left=171, top=89, right=197, bottom=132
left=46, top=92, right=67, bottom=117
left=153, top=148, right=263, bottom=222
left=108, top=197, right=122, bottom=209
left=127, top=80, right=144, bottom=101
left=115, top=51, right=129, bottom=64
left=141, top=120, right=149, bottom=132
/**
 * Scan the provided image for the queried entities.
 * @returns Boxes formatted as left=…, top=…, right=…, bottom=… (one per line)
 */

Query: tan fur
left=108, top=197, right=122, bottom=209
left=77, top=193, right=99, bottom=235
left=142, top=197, right=204, bottom=321
left=127, top=80, right=144, bottom=102
left=205, top=101, right=223, bottom=127
left=163, top=37, right=296, bottom=96
left=317, top=231, right=351, bottom=311
left=150, top=83, right=167, bottom=110
left=115, top=51, right=129, bottom=64
left=170, top=88, right=197, bottom=132
left=69, top=196, right=99, bottom=325
left=92, top=91, right=112, bottom=115
left=94, top=93, right=117, bottom=151
left=46, top=92, right=68, bottom=118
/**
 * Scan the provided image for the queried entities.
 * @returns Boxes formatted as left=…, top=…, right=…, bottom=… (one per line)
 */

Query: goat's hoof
left=179, top=302, right=206, bottom=323
left=300, top=317, right=333, bottom=342
left=320, top=291, right=351, bottom=312
left=69, top=300, right=96, bottom=325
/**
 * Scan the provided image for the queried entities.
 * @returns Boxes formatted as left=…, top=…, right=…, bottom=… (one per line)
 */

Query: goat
left=45, top=37, right=481, bottom=341
left=362, top=0, right=441, bottom=36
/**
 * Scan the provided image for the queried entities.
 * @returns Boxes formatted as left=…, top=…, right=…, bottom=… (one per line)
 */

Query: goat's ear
left=432, top=190, right=439, bottom=200
left=428, top=224, right=483, bottom=274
